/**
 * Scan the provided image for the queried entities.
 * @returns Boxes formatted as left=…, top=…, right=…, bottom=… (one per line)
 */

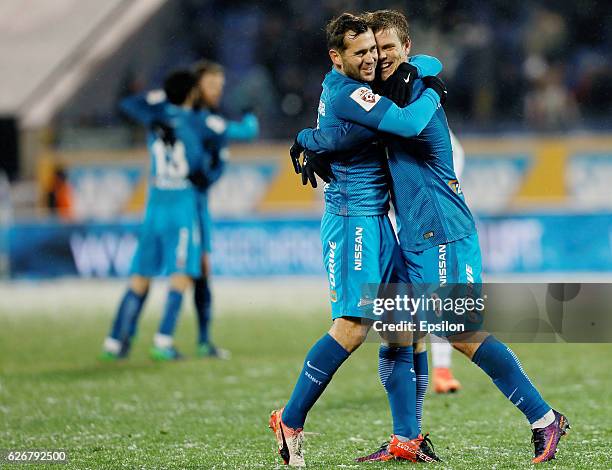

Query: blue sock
left=379, top=345, right=419, bottom=439
left=472, top=335, right=551, bottom=424
left=282, top=334, right=350, bottom=429
left=414, top=350, right=428, bottom=434
left=158, top=290, right=184, bottom=337
left=110, top=289, right=147, bottom=341
left=194, top=277, right=212, bottom=344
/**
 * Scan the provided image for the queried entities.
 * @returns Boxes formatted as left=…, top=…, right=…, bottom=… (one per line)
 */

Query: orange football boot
left=433, top=367, right=462, bottom=393
left=269, top=408, right=305, bottom=467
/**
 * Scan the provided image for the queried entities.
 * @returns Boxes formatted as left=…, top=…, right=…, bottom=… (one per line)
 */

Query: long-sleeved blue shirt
left=298, top=56, right=476, bottom=250
left=297, top=61, right=441, bottom=216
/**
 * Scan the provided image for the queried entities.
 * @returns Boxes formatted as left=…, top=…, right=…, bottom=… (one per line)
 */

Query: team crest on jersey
left=448, top=179, right=463, bottom=195
left=350, top=87, right=381, bottom=112
left=318, top=99, right=326, bottom=117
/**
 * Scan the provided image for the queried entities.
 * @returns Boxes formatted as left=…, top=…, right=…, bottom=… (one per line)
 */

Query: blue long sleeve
left=119, top=94, right=163, bottom=126
left=377, top=89, right=440, bottom=138
left=226, top=114, right=259, bottom=141
left=298, top=124, right=375, bottom=153
left=409, top=54, right=443, bottom=77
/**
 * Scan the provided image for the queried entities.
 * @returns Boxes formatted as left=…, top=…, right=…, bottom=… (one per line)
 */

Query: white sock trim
left=103, top=337, right=121, bottom=354
left=431, top=337, right=452, bottom=368
left=531, top=409, right=555, bottom=429
left=154, top=333, right=173, bottom=349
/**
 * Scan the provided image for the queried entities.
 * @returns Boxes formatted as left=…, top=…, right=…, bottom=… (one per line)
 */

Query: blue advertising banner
left=6, top=213, right=612, bottom=279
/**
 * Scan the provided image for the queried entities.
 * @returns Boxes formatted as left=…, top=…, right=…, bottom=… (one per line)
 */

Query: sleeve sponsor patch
left=349, top=87, right=381, bottom=112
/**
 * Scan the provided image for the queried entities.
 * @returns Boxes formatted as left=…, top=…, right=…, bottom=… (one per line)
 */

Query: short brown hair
left=364, top=9, right=410, bottom=45
left=192, top=59, right=224, bottom=79
left=326, top=13, right=370, bottom=52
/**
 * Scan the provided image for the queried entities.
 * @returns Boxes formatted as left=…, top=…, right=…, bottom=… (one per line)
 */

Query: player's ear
left=329, top=49, right=343, bottom=69
left=403, top=38, right=412, bottom=57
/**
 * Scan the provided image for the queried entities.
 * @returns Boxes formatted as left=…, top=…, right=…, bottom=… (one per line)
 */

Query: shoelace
left=420, top=433, right=436, bottom=455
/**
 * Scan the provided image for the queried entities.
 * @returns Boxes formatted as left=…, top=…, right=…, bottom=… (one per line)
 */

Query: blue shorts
left=321, top=212, right=408, bottom=321
left=402, top=233, right=483, bottom=336
left=130, top=193, right=202, bottom=277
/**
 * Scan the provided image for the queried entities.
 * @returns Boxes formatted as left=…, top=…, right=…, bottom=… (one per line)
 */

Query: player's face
left=375, top=28, right=411, bottom=82
left=198, top=71, right=225, bottom=108
left=330, top=29, right=378, bottom=82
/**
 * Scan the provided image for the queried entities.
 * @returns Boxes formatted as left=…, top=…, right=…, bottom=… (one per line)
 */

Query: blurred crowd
left=64, top=0, right=612, bottom=139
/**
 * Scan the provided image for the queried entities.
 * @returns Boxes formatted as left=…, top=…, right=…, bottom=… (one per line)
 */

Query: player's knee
left=169, top=273, right=192, bottom=292
left=329, top=317, right=369, bottom=352
left=449, top=331, right=490, bottom=359
left=130, top=275, right=150, bottom=296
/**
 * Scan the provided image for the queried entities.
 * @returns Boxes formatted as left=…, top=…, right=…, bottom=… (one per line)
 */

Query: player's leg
left=152, top=205, right=202, bottom=361
left=271, top=213, right=376, bottom=466
left=193, top=237, right=229, bottom=358
left=152, top=272, right=192, bottom=360
left=357, top=216, right=438, bottom=463
left=431, top=337, right=462, bottom=393
left=446, top=234, right=569, bottom=462
left=102, top=275, right=150, bottom=359
left=101, top=224, right=159, bottom=360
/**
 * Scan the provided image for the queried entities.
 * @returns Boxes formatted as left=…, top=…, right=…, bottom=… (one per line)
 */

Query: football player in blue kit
left=101, top=69, right=225, bottom=361
left=189, top=60, right=259, bottom=359
left=294, top=9, right=569, bottom=465
left=269, top=13, right=447, bottom=467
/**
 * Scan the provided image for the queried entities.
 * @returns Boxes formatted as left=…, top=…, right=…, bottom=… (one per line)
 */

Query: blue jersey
left=121, top=94, right=205, bottom=201
left=298, top=56, right=476, bottom=250
left=297, top=66, right=441, bottom=216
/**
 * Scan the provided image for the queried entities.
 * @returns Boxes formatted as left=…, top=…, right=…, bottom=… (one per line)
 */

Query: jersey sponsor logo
left=349, top=87, right=381, bottom=112
left=466, top=264, right=474, bottom=284
left=205, top=114, right=227, bottom=134
left=328, top=240, right=337, bottom=289
left=318, top=99, right=326, bottom=117
left=357, top=297, right=374, bottom=307
left=438, top=244, right=447, bottom=286
left=354, top=226, right=363, bottom=271
left=404, top=73, right=411, bottom=83
left=448, top=179, right=463, bottom=195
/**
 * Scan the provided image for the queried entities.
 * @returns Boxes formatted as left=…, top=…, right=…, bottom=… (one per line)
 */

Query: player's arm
left=409, top=54, right=443, bottom=78
left=191, top=113, right=229, bottom=190
left=226, top=112, right=259, bottom=141
left=333, top=83, right=443, bottom=139
left=119, top=90, right=165, bottom=126
left=297, top=122, right=376, bottom=154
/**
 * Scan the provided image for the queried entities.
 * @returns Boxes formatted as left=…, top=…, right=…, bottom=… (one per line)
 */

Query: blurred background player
left=101, top=69, right=211, bottom=361
left=429, top=130, right=464, bottom=394
left=190, top=60, right=259, bottom=358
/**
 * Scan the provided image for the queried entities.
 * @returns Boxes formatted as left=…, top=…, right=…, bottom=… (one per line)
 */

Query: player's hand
left=289, top=138, right=305, bottom=174
left=381, top=62, right=418, bottom=107
left=301, top=150, right=333, bottom=188
left=151, top=119, right=176, bottom=145
left=422, top=75, right=447, bottom=105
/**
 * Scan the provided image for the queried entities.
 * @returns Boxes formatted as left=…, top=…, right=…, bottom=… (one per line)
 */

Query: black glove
left=289, top=138, right=305, bottom=174
left=422, top=75, right=447, bottom=105
left=301, top=149, right=333, bottom=188
left=380, top=62, right=418, bottom=107
left=151, top=119, right=176, bottom=145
